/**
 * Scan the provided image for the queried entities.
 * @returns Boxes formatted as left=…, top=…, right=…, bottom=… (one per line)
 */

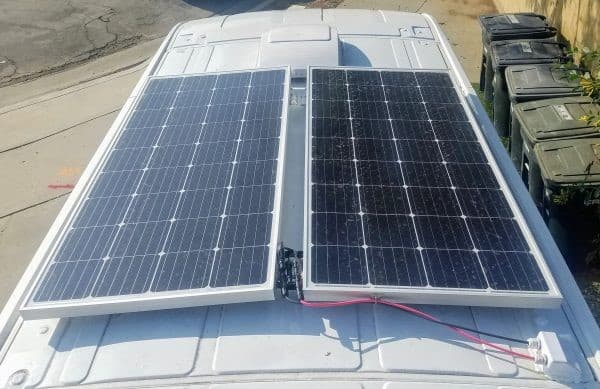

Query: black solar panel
left=307, top=68, right=551, bottom=295
left=28, top=69, right=287, bottom=313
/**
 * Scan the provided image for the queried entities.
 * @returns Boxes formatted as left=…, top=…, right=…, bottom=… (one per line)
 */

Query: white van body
left=1, top=9, right=599, bottom=389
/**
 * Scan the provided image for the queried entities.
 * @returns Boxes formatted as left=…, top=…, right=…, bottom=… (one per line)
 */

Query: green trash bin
left=490, top=39, right=566, bottom=138
left=512, top=96, right=600, bottom=207
left=506, top=63, right=581, bottom=157
left=478, top=13, right=556, bottom=101
left=534, top=138, right=600, bottom=270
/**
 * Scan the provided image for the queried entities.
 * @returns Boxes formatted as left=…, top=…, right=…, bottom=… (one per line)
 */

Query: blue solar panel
left=307, top=68, right=552, bottom=297
left=26, top=69, right=287, bottom=315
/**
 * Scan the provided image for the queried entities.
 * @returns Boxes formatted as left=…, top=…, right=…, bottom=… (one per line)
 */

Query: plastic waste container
left=478, top=13, right=556, bottom=101
left=506, top=63, right=581, bottom=157
left=511, top=96, right=600, bottom=207
left=534, top=138, right=600, bottom=270
left=490, top=39, right=567, bottom=138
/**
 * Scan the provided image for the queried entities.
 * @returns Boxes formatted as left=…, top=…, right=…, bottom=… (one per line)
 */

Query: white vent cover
left=260, top=25, right=339, bottom=77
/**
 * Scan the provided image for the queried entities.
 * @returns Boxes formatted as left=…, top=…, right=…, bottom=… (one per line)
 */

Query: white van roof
left=1, top=9, right=599, bottom=388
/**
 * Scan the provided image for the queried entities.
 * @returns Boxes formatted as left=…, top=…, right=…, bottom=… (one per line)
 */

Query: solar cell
left=23, top=68, right=288, bottom=318
left=305, top=68, right=560, bottom=307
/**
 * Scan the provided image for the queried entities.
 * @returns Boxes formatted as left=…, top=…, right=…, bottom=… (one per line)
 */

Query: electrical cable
left=300, top=298, right=534, bottom=361
left=297, top=296, right=528, bottom=344
left=430, top=321, right=529, bottom=345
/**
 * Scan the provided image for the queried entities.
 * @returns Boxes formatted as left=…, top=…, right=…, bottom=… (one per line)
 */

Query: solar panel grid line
left=42, top=78, right=185, bottom=302
left=214, top=70, right=287, bottom=288
left=396, top=71, right=493, bottom=290
left=151, top=71, right=280, bottom=291
left=305, top=67, right=561, bottom=307
left=412, top=77, right=551, bottom=289
left=86, top=77, right=194, bottom=298
left=312, top=69, right=438, bottom=284
left=23, top=68, right=289, bottom=318
left=206, top=71, right=255, bottom=287
left=379, top=73, right=487, bottom=284
left=341, top=69, right=371, bottom=284
left=143, top=74, right=220, bottom=294
left=309, top=70, right=431, bottom=286
left=67, top=72, right=256, bottom=292
left=376, top=70, right=431, bottom=286
left=95, top=76, right=211, bottom=297
left=432, top=100, right=556, bottom=291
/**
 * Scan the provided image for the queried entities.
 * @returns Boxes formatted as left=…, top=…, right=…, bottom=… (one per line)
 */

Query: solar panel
left=22, top=68, right=289, bottom=318
left=304, top=68, right=561, bottom=308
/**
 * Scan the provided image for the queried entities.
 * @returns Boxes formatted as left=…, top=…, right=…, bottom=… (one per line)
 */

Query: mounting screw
left=39, top=325, right=49, bottom=334
left=9, top=370, right=28, bottom=386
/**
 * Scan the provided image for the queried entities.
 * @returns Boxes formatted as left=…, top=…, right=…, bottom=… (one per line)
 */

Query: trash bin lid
left=535, top=138, right=600, bottom=186
left=490, top=39, right=565, bottom=69
left=506, top=64, right=581, bottom=101
left=479, top=13, right=556, bottom=42
left=514, top=96, right=600, bottom=143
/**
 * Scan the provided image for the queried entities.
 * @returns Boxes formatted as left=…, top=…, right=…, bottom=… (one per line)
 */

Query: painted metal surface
left=0, top=8, right=598, bottom=389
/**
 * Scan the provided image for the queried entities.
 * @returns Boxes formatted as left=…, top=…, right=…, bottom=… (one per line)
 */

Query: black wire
left=375, top=302, right=529, bottom=345
left=424, top=317, right=529, bottom=345
left=372, top=299, right=530, bottom=345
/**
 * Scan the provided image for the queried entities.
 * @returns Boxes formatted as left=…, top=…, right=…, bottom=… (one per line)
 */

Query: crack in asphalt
left=0, top=2, right=146, bottom=87
left=0, top=191, right=71, bottom=220
left=0, top=58, right=147, bottom=114
left=0, top=33, right=145, bottom=87
left=82, top=7, right=118, bottom=50
left=415, top=0, right=428, bottom=13
left=0, top=108, right=119, bottom=154
left=0, top=0, right=282, bottom=87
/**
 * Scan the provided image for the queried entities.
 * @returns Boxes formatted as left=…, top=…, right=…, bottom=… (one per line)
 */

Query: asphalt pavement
left=0, top=0, right=302, bottom=86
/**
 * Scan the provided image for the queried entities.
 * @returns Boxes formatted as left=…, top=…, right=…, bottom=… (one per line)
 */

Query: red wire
left=300, top=298, right=534, bottom=361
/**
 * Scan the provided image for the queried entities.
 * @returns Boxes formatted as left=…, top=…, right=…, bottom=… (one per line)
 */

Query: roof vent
left=259, top=24, right=340, bottom=77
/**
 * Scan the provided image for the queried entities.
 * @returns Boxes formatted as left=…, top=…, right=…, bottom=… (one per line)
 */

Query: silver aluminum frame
left=303, top=65, right=562, bottom=309
left=19, top=66, right=291, bottom=319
